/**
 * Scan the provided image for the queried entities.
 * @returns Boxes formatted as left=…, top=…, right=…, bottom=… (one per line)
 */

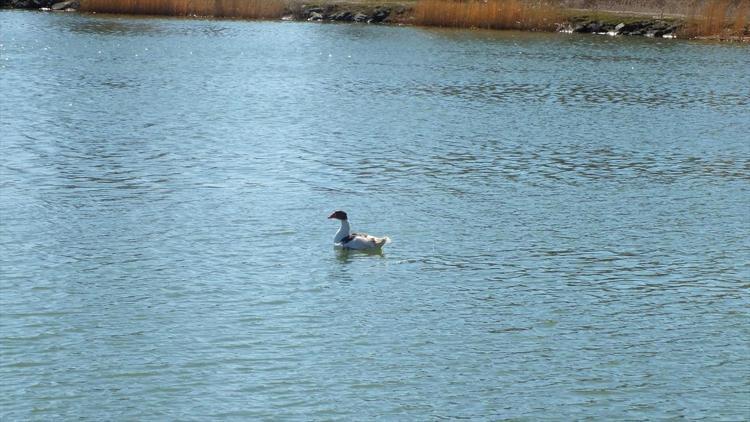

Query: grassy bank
left=679, top=0, right=749, bottom=39
left=80, top=0, right=286, bottom=18
left=77, top=0, right=749, bottom=40
left=409, top=0, right=749, bottom=39
left=412, top=0, right=560, bottom=31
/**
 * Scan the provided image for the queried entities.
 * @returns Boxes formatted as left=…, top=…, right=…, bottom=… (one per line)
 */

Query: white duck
left=328, top=210, right=390, bottom=250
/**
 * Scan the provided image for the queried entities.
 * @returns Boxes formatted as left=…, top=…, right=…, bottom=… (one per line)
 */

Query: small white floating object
left=328, top=210, right=390, bottom=250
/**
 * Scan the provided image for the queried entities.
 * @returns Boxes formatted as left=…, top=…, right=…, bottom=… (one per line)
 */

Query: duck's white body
left=330, top=212, right=390, bottom=250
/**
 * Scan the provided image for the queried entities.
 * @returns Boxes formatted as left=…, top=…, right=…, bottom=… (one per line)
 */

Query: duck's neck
left=334, top=219, right=351, bottom=243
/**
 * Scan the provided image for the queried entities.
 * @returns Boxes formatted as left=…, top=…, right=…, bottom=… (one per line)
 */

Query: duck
left=328, top=210, right=390, bottom=250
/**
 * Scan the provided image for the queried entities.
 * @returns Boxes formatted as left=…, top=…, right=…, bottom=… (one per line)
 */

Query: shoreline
left=2, top=0, right=748, bottom=42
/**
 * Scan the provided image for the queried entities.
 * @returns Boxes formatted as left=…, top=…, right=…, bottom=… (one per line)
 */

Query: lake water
left=1, top=10, right=749, bottom=420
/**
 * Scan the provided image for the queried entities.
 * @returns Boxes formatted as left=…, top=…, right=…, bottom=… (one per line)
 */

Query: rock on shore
left=285, top=4, right=408, bottom=24
left=1, top=0, right=78, bottom=10
left=559, top=19, right=679, bottom=38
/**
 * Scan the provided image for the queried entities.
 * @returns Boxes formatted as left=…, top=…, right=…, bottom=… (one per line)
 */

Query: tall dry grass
left=80, top=0, right=286, bottom=19
left=680, top=0, right=749, bottom=38
left=413, top=0, right=562, bottom=30
left=558, top=1, right=698, bottom=16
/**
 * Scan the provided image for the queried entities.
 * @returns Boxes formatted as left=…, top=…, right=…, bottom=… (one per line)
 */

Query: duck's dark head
left=328, top=210, right=348, bottom=221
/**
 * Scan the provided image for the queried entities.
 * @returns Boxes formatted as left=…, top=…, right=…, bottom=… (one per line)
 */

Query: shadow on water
left=412, top=80, right=750, bottom=108
left=59, top=13, right=233, bottom=37
left=63, top=17, right=166, bottom=36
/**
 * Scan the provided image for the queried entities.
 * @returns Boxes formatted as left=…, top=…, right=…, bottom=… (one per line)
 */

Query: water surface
left=1, top=10, right=749, bottom=420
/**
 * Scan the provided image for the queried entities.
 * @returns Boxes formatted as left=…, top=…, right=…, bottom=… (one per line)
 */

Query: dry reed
left=679, top=0, right=749, bottom=38
left=413, top=0, right=563, bottom=31
left=80, top=0, right=286, bottom=19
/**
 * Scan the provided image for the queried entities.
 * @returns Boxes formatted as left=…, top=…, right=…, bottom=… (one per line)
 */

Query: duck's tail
left=375, top=236, right=391, bottom=248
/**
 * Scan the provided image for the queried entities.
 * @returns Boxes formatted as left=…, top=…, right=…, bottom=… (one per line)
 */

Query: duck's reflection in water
left=334, top=247, right=385, bottom=264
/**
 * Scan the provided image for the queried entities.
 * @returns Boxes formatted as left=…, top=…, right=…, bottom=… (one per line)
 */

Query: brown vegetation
left=80, top=0, right=286, bottom=18
left=412, top=0, right=562, bottom=30
left=411, top=0, right=749, bottom=38
left=679, top=0, right=749, bottom=38
left=560, top=0, right=744, bottom=19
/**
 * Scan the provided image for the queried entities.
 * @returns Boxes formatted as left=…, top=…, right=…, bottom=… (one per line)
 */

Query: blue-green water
left=1, top=10, right=749, bottom=420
